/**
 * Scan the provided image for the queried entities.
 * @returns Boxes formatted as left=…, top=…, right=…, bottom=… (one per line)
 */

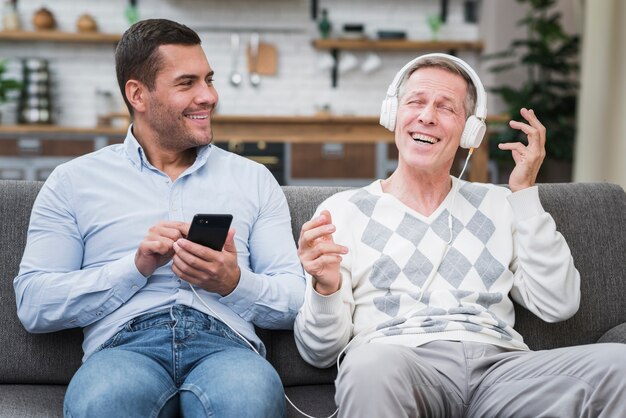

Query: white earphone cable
left=188, top=148, right=474, bottom=418
left=336, top=147, right=474, bottom=369
left=190, top=284, right=338, bottom=418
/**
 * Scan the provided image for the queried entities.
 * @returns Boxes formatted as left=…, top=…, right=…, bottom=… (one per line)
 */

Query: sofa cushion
left=2, top=180, right=625, bottom=397
left=282, top=186, right=349, bottom=244
left=514, top=183, right=626, bottom=349
left=598, top=323, right=626, bottom=344
left=285, top=384, right=337, bottom=418
left=0, top=384, right=65, bottom=418
left=0, top=181, right=83, bottom=385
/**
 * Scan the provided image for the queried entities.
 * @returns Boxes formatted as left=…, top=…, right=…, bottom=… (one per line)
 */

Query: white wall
left=2, top=0, right=481, bottom=127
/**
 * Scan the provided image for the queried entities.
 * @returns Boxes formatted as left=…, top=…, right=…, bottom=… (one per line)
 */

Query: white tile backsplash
left=2, top=0, right=481, bottom=127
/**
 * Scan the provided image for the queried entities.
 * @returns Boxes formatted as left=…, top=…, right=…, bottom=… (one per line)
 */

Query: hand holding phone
left=187, top=214, right=233, bottom=251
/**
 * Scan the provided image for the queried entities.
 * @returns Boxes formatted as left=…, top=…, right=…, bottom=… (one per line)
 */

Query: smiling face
left=394, top=66, right=468, bottom=176
left=134, top=43, right=218, bottom=153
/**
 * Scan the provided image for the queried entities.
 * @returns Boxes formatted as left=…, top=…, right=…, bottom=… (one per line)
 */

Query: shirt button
left=96, top=311, right=103, bottom=316
left=132, top=285, right=138, bottom=290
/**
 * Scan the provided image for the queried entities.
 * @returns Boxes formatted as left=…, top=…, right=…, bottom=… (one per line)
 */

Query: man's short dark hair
left=115, top=19, right=201, bottom=116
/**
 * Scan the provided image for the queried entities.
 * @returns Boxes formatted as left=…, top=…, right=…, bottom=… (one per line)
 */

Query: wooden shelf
left=0, top=29, right=121, bottom=43
left=312, top=38, right=484, bottom=87
left=313, top=38, right=484, bottom=52
left=0, top=114, right=509, bottom=183
left=0, top=114, right=507, bottom=143
left=0, top=116, right=393, bottom=143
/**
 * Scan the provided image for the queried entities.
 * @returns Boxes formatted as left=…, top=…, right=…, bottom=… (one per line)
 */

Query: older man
left=294, top=53, right=626, bottom=417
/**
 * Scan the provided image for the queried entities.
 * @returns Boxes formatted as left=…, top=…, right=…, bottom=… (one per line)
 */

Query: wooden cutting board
left=247, top=42, right=278, bottom=76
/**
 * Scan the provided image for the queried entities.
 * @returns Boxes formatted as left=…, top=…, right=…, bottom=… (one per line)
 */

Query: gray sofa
left=1, top=179, right=625, bottom=418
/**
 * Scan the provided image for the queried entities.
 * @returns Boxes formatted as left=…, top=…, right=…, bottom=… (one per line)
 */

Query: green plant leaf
left=483, top=0, right=579, bottom=163
left=0, top=58, right=22, bottom=104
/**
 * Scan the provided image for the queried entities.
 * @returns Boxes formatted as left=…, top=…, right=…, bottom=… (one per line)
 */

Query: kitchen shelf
left=0, top=29, right=121, bottom=43
left=0, top=114, right=508, bottom=183
left=313, top=38, right=484, bottom=52
left=312, top=38, right=484, bottom=87
left=0, top=116, right=394, bottom=143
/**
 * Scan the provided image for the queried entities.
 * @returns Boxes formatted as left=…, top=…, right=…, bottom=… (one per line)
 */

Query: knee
left=64, top=351, right=174, bottom=418
left=592, top=343, right=626, bottom=383
left=182, top=357, right=285, bottom=418
left=337, top=344, right=406, bottom=394
left=65, top=373, right=134, bottom=417
left=239, top=360, right=285, bottom=405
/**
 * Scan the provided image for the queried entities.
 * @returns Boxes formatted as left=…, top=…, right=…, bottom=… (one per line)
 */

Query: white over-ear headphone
left=380, top=53, right=487, bottom=149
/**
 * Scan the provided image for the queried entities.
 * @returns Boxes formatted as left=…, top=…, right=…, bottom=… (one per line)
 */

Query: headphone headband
left=380, top=53, right=488, bottom=149
left=385, top=53, right=487, bottom=119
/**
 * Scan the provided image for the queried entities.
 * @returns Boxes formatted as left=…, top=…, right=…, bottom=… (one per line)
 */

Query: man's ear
left=125, top=80, right=147, bottom=113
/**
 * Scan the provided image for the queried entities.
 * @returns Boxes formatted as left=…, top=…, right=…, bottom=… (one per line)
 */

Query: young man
left=294, top=53, right=626, bottom=417
left=14, top=19, right=305, bottom=418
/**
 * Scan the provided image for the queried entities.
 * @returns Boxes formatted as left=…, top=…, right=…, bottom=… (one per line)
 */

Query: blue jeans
left=64, top=305, right=285, bottom=418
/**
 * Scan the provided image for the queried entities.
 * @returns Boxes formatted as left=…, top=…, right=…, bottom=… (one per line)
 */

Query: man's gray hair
left=396, top=56, right=477, bottom=119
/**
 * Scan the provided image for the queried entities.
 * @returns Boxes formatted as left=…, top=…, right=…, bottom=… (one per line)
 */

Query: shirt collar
left=123, top=124, right=212, bottom=172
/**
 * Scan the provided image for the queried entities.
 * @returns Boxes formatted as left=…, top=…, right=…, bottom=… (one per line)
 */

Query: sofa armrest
left=597, top=323, right=626, bottom=344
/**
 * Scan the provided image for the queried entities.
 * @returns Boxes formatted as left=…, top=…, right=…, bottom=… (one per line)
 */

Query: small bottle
left=318, top=9, right=332, bottom=39
left=3, top=0, right=21, bottom=31
left=125, top=0, right=139, bottom=25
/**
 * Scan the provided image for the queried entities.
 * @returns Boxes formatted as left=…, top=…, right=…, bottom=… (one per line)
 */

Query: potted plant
left=0, top=59, right=22, bottom=124
left=484, top=0, right=579, bottom=182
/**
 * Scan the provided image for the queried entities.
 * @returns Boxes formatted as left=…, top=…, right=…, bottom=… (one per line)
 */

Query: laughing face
left=141, top=44, right=218, bottom=152
left=394, top=66, right=468, bottom=175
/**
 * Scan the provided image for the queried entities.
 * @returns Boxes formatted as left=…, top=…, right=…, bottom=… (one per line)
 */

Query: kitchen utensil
left=229, top=33, right=242, bottom=87
left=18, top=58, right=53, bottom=124
left=342, top=23, right=365, bottom=39
left=338, top=52, right=358, bottom=74
left=249, top=33, right=261, bottom=87
left=247, top=42, right=278, bottom=76
left=361, top=52, right=382, bottom=74
left=2, top=0, right=21, bottom=30
left=32, top=7, right=56, bottom=31
left=76, top=14, right=98, bottom=33
left=376, top=30, right=406, bottom=39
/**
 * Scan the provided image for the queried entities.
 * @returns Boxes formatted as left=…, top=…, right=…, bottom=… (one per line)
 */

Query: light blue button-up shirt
left=14, top=128, right=305, bottom=361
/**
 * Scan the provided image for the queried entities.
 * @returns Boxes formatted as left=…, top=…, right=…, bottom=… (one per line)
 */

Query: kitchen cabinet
left=312, top=38, right=484, bottom=87
left=0, top=115, right=500, bottom=184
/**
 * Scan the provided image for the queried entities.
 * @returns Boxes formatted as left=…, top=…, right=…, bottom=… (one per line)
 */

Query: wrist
left=313, top=277, right=340, bottom=296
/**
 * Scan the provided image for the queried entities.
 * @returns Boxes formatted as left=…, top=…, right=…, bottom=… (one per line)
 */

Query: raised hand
left=297, top=210, right=348, bottom=296
left=498, top=108, right=547, bottom=192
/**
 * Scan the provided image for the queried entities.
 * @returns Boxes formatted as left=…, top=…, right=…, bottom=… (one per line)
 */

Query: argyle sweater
left=294, top=179, right=580, bottom=368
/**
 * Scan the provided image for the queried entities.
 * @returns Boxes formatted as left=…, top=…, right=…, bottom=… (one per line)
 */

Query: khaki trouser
left=336, top=340, right=626, bottom=418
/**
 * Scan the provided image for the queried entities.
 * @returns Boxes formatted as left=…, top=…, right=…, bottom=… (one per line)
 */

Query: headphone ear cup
left=460, top=115, right=486, bottom=149
left=379, top=96, right=398, bottom=132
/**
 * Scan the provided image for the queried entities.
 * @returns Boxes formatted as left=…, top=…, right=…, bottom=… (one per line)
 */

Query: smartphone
left=187, top=214, right=233, bottom=251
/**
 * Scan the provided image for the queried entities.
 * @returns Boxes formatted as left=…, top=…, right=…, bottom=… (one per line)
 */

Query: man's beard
left=148, top=101, right=212, bottom=152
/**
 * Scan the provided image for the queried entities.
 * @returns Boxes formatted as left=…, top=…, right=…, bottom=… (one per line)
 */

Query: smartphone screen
left=187, top=214, right=233, bottom=251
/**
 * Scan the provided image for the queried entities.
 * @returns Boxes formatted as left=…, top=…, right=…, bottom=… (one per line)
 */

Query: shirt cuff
left=507, top=186, right=544, bottom=221
left=307, top=281, right=344, bottom=316
left=105, top=252, right=147, bottom=301
left=219, top=267, right=260, bottom=315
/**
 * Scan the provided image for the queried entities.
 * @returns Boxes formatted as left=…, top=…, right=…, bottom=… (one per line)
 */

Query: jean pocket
left=96, top=330, right=124, bottom=352
left=214, top=320, right=254, bottom=350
